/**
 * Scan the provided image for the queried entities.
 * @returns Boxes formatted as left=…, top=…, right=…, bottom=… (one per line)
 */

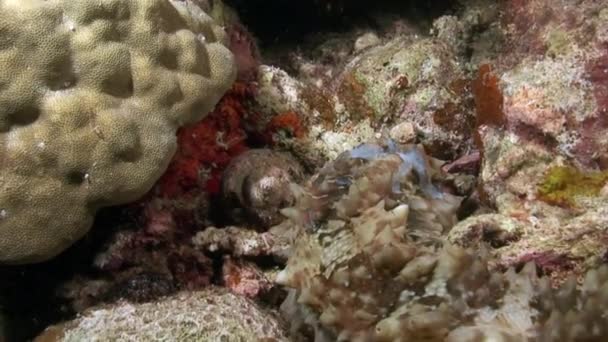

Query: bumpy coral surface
left=273, top=140, right=608, bottom=341
left=36, top=287, right=289, bottom=342
left=56, top=80, right=263, bottom=314
left=0, top=0, right=236, bottom=263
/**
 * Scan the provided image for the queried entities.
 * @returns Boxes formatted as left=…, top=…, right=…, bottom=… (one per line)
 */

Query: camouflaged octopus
left=275, top=141, right=462, bottom=341
left=275, top=141, right=608, bottom=342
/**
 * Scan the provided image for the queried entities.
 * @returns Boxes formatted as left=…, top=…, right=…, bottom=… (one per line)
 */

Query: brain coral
left=276, top=141, right=608, bottom=341
left=36, top=287, right=289, bottom=341
left=0, top=0, right=236, bottom=263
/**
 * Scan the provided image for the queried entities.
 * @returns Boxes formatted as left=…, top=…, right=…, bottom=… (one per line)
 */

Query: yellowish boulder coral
left=0, top=0, right=236, bottom=263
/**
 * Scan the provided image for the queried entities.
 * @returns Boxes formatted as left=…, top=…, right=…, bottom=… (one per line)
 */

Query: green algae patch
left=545, top=29, right=574, bottom=57
left=538, top=165, right=608, bottom=207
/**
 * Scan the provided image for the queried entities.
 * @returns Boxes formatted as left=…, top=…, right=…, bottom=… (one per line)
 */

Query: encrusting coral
left=0, top=0, right=236, bottom=264
left=275, top=140, right=608, bottom=341
left=35, top=287, right=289, bottom=342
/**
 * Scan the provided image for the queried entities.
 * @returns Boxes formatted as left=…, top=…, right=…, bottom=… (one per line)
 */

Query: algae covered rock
left=439, top=0, right=608, bottom=284
left=334, top=28, right=474, bottom=159
left=36, top=287, right=289, bottom=342
left=0, top=0, right=236, bottom=263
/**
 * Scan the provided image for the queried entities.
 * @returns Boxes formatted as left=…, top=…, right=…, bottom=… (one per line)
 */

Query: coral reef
left=333, top=32, right=474, bottom=159
left=0, top=0, right=236, bottom=264
left=242, top=9, right=484, bottom=170
left=6, top=0, right=608, bottom=340
left=56, top=88, right=301, bottom=312
left=36, top=287, right=289, bottom=342
left=252, top=65, right=379, bottom=167
left=470, top=0, right=608, bottom=168
left=51, top=15, right=269, bottom=314
left=60, top=81, right=263, bottom=308
left=455, top=131, right=608, bottom=284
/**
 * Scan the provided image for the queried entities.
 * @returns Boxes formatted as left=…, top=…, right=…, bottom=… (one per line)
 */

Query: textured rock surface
left=243, top=10, right=482, bottom=171
left=334, top=32, right=473, bottom=159
left=36, top=287, right=289, bottom=341
left=0, top=0, right=236, bottom=263
left=459, top=127, right=608, bottom=284
left=454, top=0, right=608, bottom=282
